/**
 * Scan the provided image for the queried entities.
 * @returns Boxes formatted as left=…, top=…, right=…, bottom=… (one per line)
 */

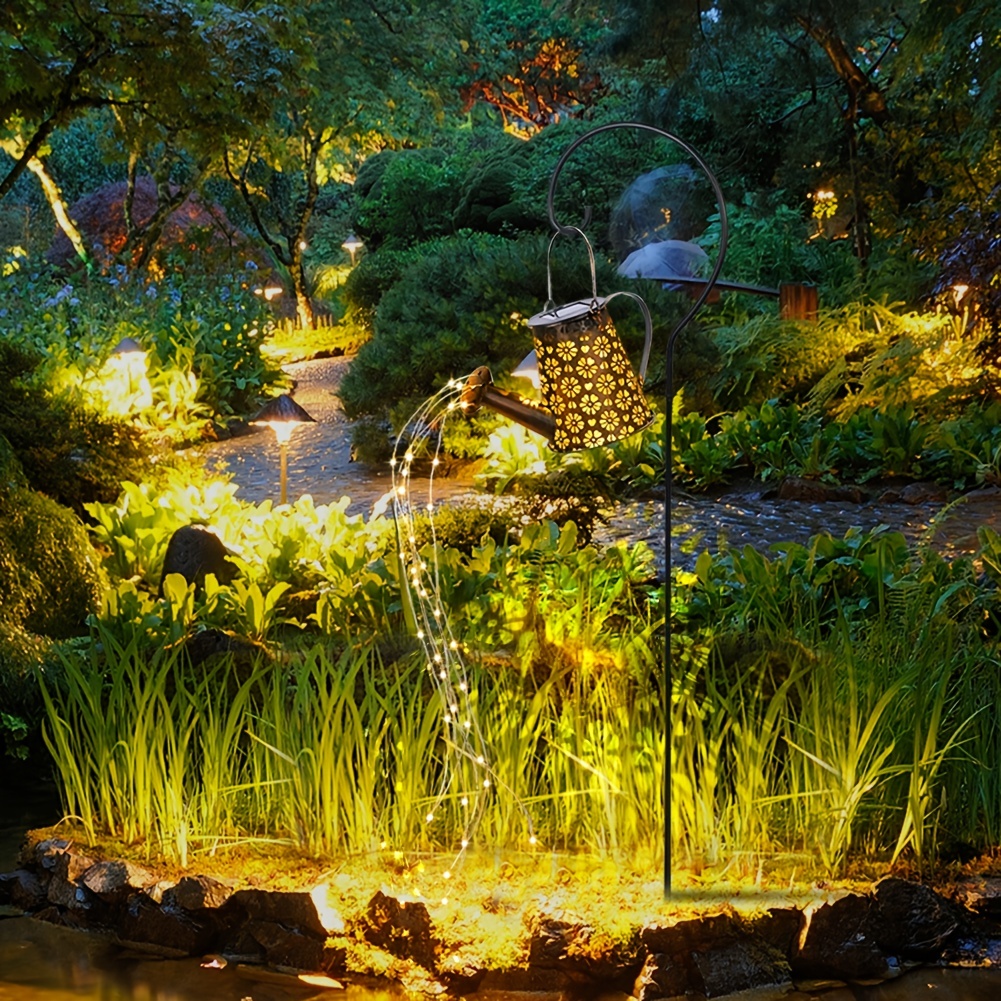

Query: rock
left=80, top=860, right=156, bottom=902
left=751, top=907, right=801, bottom=956
left=793, top=894, right=889, bottom=981
left=639, top=912, right=790, bottom=998
left=119, top=895, right=213, bottom=955
left=158, top=525, right=238, bottom=596
left=526, top=913, right=640, bottom=987
left=363, top=890, right=439, bottom=971
left=246, top=919, right=325, bottom=970
left=227, top=888, right=328, bottom=939
left=873, top=878, right=960, bottom=957
left=777, top=477, right=866, bottom=504
left=33, top=838, right=72, bottom=870
left=165, top=874, right=236, bottom=911
left=46, top=849, right=98, bottom=910
left=0, top=869, right=46, bottom=911
left=692, top=937, right=790, bottom=997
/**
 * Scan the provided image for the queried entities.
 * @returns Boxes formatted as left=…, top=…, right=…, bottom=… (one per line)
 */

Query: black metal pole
left=545, top=122, right=728, bottom=898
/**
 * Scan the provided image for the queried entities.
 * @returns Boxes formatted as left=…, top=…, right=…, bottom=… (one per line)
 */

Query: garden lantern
left=462, top=121, right=729, bottom=896
left=342, top=232, right=364, bottom=266
left=461, top=228, right=655, bottom=451
left=250, top=394, right=316, bottom=505
left=106, top=336, right=152, bottom=414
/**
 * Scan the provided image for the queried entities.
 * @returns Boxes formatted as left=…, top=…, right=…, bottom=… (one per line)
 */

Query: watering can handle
left=604, top=290, right=653, bottom=385
left=544, top=226, right=598, bottom=309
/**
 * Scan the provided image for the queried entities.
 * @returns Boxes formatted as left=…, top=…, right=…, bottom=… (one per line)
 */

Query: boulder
left=873, top=878, right=960, bottom=957
left=793, top=894, right=889, bottom=981
left=164, top=874, right=236, bottom=912
left=526, top=912, right=641, bottom=987
left=0, top=869, right=46, bottom=911
left=158, top=525, right=238, bottom=596
left=363, top=890, right=439, bottom=971
left=80, top=860, right=157, bottom=903
left=226, top=888, right=328, bottom=939
left=640, top=912, right=790, bottom=998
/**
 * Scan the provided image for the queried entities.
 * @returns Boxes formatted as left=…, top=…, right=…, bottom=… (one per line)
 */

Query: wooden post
left=779, top=283, right=818, bottom=321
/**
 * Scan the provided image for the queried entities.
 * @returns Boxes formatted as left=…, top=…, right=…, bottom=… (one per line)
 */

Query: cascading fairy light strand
left=389, top=377, right=538, bottom=888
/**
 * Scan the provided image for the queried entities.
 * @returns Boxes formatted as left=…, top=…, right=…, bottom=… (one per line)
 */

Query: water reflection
left=2, top=917, right=1001, bottom=1001
left=0, top=918, right=404, bottom=1001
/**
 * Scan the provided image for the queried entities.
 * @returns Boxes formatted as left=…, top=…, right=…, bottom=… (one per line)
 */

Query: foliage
left=0, top=476, right=105, bottom=640
left=221, top=0, right=465, bottom=326
left=932, top=188, right=1001, bottom=392
left=338, top=233, right=545, bottom=418
left=0, top=0, right=300, bottom=279
left=695, top=201, right=861, bottom=308
left=0, top=339, right=152, bottom=508
left=459, top=0, right=610, bottom=136
left=0, top=264, right=288, bottom=439
left=352, top=149, right=459, bottom=252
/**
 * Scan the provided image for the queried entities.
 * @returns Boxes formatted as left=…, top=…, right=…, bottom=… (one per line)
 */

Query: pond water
left=2, top=916, right=1001, bottom=1001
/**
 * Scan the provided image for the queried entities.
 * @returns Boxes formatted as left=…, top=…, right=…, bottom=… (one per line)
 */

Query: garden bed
left=5, top=830, right=1001, bottom=998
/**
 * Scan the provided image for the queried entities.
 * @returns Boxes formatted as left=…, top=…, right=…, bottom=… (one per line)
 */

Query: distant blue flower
left=245, top=260, right=259, bottom=270
left=146, top=285, right=157, bottom=298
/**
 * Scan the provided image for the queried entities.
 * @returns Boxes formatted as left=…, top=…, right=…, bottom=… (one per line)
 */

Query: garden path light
left=342, top=232, right=364, bottom=266
left=250, top=393, right=316, bottom=505
left=460, top=121, right=729, bottom=897
left=107, top=336, right=152, bottom=414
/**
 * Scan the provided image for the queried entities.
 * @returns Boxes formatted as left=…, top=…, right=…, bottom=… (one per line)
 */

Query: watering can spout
left=460, top=366, right=557, bottom=443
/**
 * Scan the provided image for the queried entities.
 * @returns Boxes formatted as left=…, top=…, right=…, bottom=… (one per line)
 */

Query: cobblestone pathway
left=196, top=356, right=476, bottom=516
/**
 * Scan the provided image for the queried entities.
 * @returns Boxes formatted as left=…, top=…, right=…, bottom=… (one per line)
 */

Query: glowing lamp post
left=250, top=394, right=316, bottom=505
left=106, top=336, right=152, bottom=414
left=342, top=233, right=364, bottom=266
left=460, top=122, right=728, bottom=896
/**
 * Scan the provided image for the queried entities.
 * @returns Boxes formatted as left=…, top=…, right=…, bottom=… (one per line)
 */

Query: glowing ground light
left=389, top=376, right=538, bottom=887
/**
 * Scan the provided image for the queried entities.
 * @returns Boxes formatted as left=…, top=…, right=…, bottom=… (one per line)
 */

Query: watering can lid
left=528, top=296, right=607, bottom=328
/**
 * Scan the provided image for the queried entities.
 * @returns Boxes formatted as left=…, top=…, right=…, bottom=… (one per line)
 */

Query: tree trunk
left=292, top=251, right=314, bottom=328
left=25, top=155, right=93, bottom=270
left=794, top=14, right=891, bottom=127
left=0, top=139, right=92, bottom=270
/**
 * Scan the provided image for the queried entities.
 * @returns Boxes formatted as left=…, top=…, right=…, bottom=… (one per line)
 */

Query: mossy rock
left=0, top=486, right=105, bottom=639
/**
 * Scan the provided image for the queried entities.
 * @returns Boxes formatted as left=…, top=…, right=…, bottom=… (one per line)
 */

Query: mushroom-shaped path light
left=250, top=394, right=317, bottom=505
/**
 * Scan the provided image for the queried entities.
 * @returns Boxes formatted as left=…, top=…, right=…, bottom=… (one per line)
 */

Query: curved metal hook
left=545, top=121, right=729, bottom=349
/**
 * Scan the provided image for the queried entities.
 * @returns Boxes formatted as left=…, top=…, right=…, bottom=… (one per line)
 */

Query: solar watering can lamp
left=461, top=121, right=728, bottom=897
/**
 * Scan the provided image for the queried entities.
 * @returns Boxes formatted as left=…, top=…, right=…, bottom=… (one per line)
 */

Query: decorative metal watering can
left=461, top=227, right=654, bottom=452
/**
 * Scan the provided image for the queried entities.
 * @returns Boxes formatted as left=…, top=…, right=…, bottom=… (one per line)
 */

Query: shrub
left=0, top=481, right=105, bottom=639
left=410, top=500, right=519, bottom=553
left=352, top=149, right=459, bottom=252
